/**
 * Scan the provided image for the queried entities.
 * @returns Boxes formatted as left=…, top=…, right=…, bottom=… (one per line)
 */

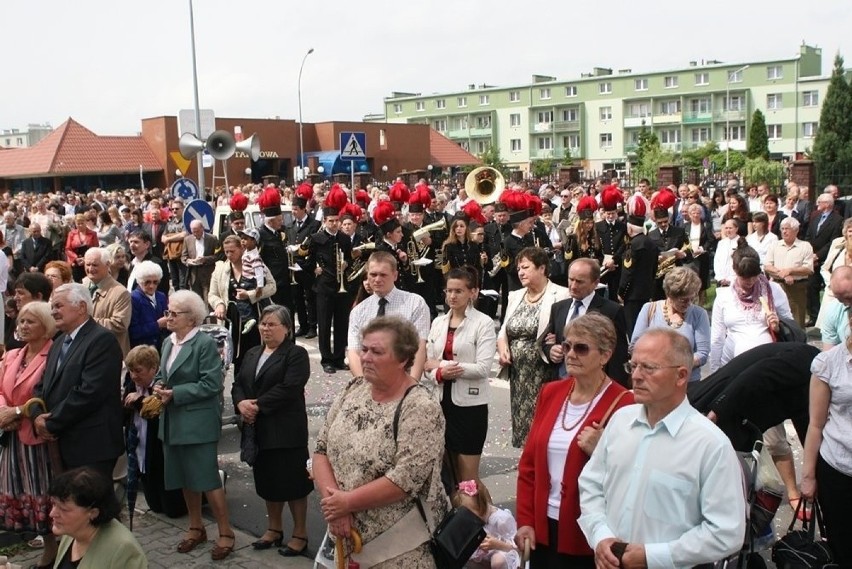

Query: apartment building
left=0, top=123, right=53, bottom=148
left=375, top=44, right=829, bottom=174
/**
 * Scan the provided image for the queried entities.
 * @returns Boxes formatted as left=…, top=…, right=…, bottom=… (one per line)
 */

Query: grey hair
left=85, top=247, right=113, bottom=265
left=819, top=193, right=835, bottom=208
left=168, top=290, right=208, bottom=326
left=780, top=216, right=800, bottom=231
left=260, top=304, right=294, bottom=341
left=134, top=260, right=163, bottom=283
left=54, top=283, right=93, bottom=316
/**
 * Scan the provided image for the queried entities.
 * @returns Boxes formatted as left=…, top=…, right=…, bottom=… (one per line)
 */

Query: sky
left=3, top=0, right=852, bottom=137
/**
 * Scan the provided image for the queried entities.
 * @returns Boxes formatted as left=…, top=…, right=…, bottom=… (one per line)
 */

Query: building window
left=16, top=137, right=23, bottom=145
left=767, top=94, right=783, bottom=110
left=599, top=106, right=612, bottom=121
left=565, top=85, right=577, bottom=97
left=724, top=125, right=746, bottom=140
left=691, top=128, right=711, bottom=143
left=599, top=133, right=613, bottom=148
left=599, top=82, right=612, bottom=95
left=767, top=65, right=783, bottom=80
left=724, top=95, right=744, bottom=111
left=660, top=100, right=681, bottom=115
left=479, top=94, right=490, bottom=105
left=538, top=137, right=553, bottom=150
left=664, top=75, right=679, bottom=88
left=690, top=98, right=710, bottom=113
left=510, top=139, right=522, bottom=152
left=628, top=102, right=651, bottom=117
left=459, top=141, right=470, bottom=151
left=510, top=113, right=521, bottom=127
left=537, top=111, right=553, bottom=123
left=634, top=78, right=648, bottom=91
left=4, top=139, right=10, bottom=146
left=476, top=116, right=491, bottom=128
left=540, top=88, right=551, bottom=100
left=694, top=72, right=709, bottom=86
left=436, top=99, right=446, bottom=109
left=728, top=69, right=744, bottom=83
left=660, top=129, right=681, bottom=144
left=563, top=134, right=580, bottom=149
left=803, top=91, right=819, bottom=107
left=803, top=122, right=818, bottom=138
left=562, top=108, right=578, bottom=122
left=477, top=140, right=491, bottom=153
left=509, top=90, right=520, bottom=102
left=393, top=103, right=402, bottom=114
left=458, top=96, right=467, bottom=108
left=433, top=120, right=446, bottom=132
left=767, top=124, right=782, bottom=140
left=415, top=101, right=425, bottom=111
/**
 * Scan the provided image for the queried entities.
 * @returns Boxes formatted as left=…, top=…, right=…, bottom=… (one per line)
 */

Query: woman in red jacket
left=515, top=312, right=634, bottom=568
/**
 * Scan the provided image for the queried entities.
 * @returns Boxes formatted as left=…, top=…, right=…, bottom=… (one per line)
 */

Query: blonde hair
left=18, top=301, right=56, bottom=339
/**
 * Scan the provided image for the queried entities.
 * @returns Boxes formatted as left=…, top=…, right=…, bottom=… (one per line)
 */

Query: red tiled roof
left=0, top=118, right=162, bottom=178
left=429, top=129, right=481, bottom=167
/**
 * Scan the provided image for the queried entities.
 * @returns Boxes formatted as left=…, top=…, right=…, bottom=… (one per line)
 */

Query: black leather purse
left=771, top=499, right=836, bottom=569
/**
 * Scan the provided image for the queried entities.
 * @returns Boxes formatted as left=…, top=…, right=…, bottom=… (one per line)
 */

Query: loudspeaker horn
left=235, top=134, right=261, bottom=161
left=178, top=132, right=205, bottom=160
left=206, top=130, right=236, bottom=160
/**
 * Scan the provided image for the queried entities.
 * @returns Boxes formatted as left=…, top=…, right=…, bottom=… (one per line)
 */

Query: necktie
left=57, top=336, right=73, bottom=368
left=569, top=299, right=582, bottom=321
left=817, top=214, right=827, bottom=232
left=88, top=283, right=97, bottom=297
left=377, top=297, right=388, bottom=317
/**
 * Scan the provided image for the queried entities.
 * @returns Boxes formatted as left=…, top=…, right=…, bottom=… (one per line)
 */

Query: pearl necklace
left=561, top=376, right=608, bottom=431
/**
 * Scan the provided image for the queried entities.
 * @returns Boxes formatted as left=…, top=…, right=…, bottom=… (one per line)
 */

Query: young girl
left=454, top=480, right=520, bottom=569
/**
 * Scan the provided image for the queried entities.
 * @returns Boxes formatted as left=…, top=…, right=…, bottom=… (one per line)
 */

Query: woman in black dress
left=232, top=305, right=313, bottom=556
left=442, top=217, right=480, bottom=272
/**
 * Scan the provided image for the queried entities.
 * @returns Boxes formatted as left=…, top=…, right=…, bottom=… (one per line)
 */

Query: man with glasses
left=579, top=329, right=746, bottom=569
left=163, top=199, right=188, bottom=291
left=127, top=230, right=170, bottom=295
left=820, top=265, right=852, bottom=349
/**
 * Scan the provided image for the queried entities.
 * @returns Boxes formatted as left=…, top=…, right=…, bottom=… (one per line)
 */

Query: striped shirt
left=347, top=287, right=431, bottom=350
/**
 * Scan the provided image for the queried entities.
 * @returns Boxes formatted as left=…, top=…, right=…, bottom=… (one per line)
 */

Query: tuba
left=465, top=166, right=506, bottom=204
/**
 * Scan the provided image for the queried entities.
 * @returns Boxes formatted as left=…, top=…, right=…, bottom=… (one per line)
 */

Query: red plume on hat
left=325, top=184, right=348, bottom=211
left=500, top=189, right=529, bottom=213
left=600, top=184, right=623, bottom=211
left=650, top=189, right=676, bottom=210
left=388, top=181, right=410, bottom=204
left=577, top=196, right=599, bottom=219
left=229, top=192, right=248, bottom=212
left=342, top=202, right=363, bottom=221
left=355, top=189, right=370, bottom=206
left=296, top=182, right=313, bottom=202
left=373, top=200, right=396, bottom=226
left=526, top=194, right=543, bottom=217
left=461, top=201, right=486, bottom=225
left=257, top=187, right=281, bottom=209
left=627, top=196, right=647, bottom=226
left=408, top=186, right=431, bottom=208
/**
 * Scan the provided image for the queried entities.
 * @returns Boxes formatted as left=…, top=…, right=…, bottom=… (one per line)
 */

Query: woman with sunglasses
left=128, top=260, right=168, bottom=350
left=516, top=312, right=633, bottom=568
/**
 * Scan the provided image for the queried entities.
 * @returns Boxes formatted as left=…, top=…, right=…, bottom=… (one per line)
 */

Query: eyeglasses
left=561, top=341, right=592, bottom=356
left=561, top=194, right=571, bottom=198
left=624, top=362, right=681, bottom=374
left=164, top=310, right=188, bottom=317
left=259, top=321, right=283, bottom=328
left=141, top=279, right=160, bottom=286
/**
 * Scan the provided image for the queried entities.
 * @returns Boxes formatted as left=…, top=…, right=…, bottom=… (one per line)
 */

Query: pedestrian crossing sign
left=340, top=131, right=366, bottom=159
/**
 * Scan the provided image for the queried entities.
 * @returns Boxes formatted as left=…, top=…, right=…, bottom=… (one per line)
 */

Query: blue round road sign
left=182, top=199, right=215, bottom=233
left=171, top=178, right=200, bottom=201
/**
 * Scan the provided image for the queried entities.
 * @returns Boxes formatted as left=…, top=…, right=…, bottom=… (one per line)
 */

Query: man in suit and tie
left=805, top=193, right=844, bottom=326
left=32, top=283, right=125, bottom=479
left=542, top=258, right=630, bottom=387
left=20, top=223, right=54, bottom=273
left=82, top=248, right=132, bottom=357
left=143, top=207, right=166, bottom=259
left=181, top=220, right=219, bottom=306
left=288, top=197, right=320, bottom=338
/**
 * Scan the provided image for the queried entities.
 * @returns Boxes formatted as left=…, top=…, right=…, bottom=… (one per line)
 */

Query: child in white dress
left=454, top=480, right=521, bottom=569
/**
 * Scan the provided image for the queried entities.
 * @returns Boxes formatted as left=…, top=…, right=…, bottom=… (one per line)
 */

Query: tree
left=747, top=110, right=770, bottom=160
left=531, top=159, right=555, bottom=179
left=635, top=123, right=659, bottom=165
left=813, top=53, right=852, bottom=186
left=742, top=157, right=784, bottom=190
left=477, top=145, right=508, bottom=177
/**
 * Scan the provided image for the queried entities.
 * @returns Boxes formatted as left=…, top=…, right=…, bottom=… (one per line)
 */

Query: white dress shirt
left=712, top=237, right=738, bottom=284
left=578, top=400, right=747, bottom=569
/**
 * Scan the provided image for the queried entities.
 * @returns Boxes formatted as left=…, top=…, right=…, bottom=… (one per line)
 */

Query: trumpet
left=346, top=256, right=368, bottom=282
left=488, top=247, right=510, bottom=278
left=336, top=244, right=347, bottom=293
left=412, top=218, right=447, bottom=242
left=407, top=240, right=424, bottom=283
left=287, top=247, right=298, bottom=285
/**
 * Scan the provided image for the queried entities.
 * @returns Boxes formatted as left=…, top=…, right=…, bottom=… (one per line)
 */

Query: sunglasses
left=561, top=341, right=592, bottom=356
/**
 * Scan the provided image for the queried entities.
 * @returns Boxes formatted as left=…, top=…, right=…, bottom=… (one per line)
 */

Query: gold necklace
left=561, top=376, right=608, bottom=431
left=663, top=300, right=685, bottom=329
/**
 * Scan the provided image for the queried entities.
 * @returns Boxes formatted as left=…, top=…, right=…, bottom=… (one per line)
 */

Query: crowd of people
left=0, top=172, right=848, bottom=568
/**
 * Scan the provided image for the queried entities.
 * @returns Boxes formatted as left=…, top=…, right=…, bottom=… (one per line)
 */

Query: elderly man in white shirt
left=578, top=329, right=746, bottom=569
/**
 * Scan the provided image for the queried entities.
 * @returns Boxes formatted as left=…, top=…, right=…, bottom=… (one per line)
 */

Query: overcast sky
left=3, top=0, right=851, bottom=137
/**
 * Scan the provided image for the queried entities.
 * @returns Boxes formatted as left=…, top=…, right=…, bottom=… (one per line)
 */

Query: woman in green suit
left=154, top=290, right=235, bottom=561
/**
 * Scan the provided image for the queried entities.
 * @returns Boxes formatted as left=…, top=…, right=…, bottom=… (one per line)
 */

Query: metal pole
left=298, top=48, right=314, bottom=182
left=189, top=0, right=205, bottom=195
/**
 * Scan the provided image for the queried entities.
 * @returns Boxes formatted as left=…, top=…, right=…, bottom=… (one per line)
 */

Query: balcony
left=683, top=111, right=713, bottom=124
left=553, top=120, right=580, bottom=132
left=531, top=148, right=556, bottom=159
left=531, top=122, right=553, bottom=133
left=469, top=127, right=492, bottom=137
left=625, top=143, right=638, bottom=154
left=447, top=128, right=469, bottom=138
left=682, top=140, right=711, bottom=150
left=653, top=113, right=682, bottom=125
left=714, top=110, right=747, bottom=122
left=661, top=142, right=683, bottom=152
left=720, top=140, right=747, bottom=152
left=624, top=116, right=650, bottom=128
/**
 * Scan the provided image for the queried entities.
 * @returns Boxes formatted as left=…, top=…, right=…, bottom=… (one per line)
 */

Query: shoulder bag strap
left=599, top=390, right=630, bottom=428
left=392, top=384, right=432, bottom=532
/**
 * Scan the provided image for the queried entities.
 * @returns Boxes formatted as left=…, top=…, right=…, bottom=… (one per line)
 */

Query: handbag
left=771, top=499, right=836, bottom=569
left=239, top=420, right=258, bottom=467
left=775, top=317, right=807, bottom=343
left=393, top=386, right=486, bottom=569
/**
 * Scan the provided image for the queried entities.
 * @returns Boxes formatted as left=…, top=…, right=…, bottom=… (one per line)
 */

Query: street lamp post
left=188, top=0, right=205, bottom=194
left=381, top=165, right=388, bottom=183
left=297, top=48, right=315, bottom=183
left=725, top=64, right=750, bottom=170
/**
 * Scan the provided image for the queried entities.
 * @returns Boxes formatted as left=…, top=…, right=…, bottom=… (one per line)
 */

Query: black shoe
left=334, top=362, right=350, bottom=371
left=278, top=536, right=308, bottom=557
left=304, top=330, right=317, bottom=339
left=252, top=529, right=283, bottom=550
left=322, top=364, right=336, bottom=374
left=294, top=328, right=307, bottom=338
